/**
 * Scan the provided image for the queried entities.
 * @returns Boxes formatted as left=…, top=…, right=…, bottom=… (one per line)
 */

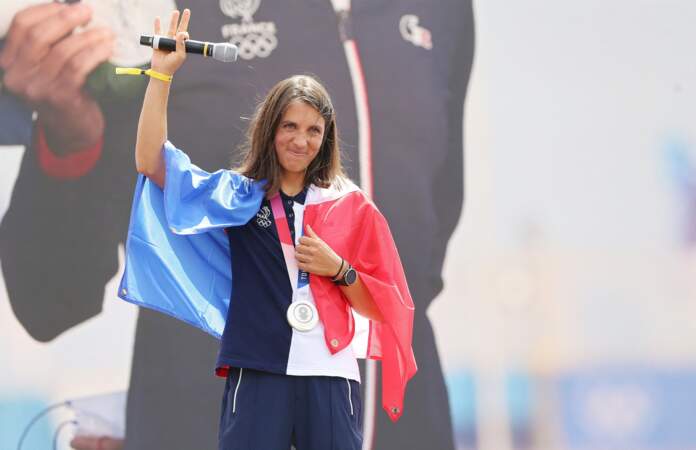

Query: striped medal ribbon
left=269, top=193, right=319, bottom=332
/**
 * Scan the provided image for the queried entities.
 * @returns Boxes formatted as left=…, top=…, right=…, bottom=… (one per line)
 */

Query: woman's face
left=274, top=100, right=325, bottom=176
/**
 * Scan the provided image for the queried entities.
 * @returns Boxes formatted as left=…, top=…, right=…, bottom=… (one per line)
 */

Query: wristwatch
left=334, top=264, right=357, bottom=287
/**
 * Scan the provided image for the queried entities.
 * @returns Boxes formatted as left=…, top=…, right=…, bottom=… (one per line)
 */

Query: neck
left=279, top=170, right=305, bottom=196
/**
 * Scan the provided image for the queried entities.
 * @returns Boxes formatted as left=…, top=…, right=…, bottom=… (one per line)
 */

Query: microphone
left=139, top=35, right=238, bottom=63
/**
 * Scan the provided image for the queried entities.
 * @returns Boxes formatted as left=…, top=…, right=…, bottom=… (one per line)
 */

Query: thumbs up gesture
left=295, top=224, right=345, bottom=278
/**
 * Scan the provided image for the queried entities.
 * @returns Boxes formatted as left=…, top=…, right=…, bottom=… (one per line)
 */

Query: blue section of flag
left=117, top=142, right=265, bottom=338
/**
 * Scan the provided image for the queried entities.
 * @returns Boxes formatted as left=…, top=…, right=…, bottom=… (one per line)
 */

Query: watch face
left=344, top=267, right=358, bottom=286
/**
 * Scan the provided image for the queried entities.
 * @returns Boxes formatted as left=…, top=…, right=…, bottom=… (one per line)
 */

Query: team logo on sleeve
left=399, top=15, right=433, bottom=50
left=256, top=206, right=272, bottom=228
left=219, top=0, right=278, bottom=60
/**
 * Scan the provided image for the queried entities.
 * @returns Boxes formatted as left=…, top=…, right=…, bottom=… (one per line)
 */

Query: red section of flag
left=306, top=190, right=417, bottom=422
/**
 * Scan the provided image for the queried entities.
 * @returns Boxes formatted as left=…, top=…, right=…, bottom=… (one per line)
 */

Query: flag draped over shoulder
left=118, top=141, right=416, bottom=421
left=118, top=142, right=264, bottom=337
left=303, top=190, right=418, bottom=421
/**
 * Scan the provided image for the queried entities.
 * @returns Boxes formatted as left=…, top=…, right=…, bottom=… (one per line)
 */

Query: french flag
left=118, top=141, right=416, bottom=421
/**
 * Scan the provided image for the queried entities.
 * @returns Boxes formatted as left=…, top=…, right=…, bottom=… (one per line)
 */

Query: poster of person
left=3, top=1, right=696, bottom=450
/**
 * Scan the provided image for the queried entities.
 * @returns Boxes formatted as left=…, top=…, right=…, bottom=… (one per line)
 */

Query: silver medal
left=286, top=301, right=319, bottom=332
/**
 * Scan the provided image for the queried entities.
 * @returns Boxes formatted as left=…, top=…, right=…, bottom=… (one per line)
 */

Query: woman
left=123, top=9, right=416, bottom=450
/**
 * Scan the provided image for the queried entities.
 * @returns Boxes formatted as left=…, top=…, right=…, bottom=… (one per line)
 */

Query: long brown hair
left=236, top=75, right=346, bottom=194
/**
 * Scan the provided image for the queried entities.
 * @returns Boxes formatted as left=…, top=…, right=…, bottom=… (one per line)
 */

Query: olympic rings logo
left=256, top=206, right=272, bottom=228
left=230, top=32, right=278, bottom=60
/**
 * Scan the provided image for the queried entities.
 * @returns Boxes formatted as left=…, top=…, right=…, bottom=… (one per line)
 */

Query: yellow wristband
left=115, top=67, right=173, bottom=83
left=144, top=69, right=173, bottom=82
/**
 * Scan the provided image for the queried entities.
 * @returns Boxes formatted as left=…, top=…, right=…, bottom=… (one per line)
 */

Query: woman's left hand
left=295, top=224, right=343, bottom=278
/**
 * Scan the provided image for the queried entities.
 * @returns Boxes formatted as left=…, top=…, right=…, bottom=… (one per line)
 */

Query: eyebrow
left=280, top=120, right=323, bottom=131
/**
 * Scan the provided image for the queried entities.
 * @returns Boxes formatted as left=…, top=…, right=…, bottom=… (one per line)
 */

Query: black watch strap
left=331, top=258, right=345, bottom=281
left=334, top=264, right=357, bottom=286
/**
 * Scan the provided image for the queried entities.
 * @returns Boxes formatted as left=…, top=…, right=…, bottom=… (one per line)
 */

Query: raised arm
left=135, top=9, right=190, bottom=188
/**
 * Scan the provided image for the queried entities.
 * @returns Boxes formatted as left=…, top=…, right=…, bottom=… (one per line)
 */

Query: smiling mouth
left=288, top=150, right=306, bottom=157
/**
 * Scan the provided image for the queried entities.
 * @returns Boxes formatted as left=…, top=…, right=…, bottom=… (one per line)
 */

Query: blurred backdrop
left=2, top=1, right=695, bottom=449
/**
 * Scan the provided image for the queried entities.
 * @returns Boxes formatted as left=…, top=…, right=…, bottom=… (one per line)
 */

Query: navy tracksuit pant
left=219, top=368, right=362, bottom=450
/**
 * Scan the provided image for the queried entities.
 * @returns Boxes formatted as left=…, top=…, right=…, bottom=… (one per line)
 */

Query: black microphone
left=140, top=35, right=238, bottom=63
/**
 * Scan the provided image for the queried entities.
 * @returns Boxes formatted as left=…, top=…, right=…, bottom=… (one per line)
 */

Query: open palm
left=150, top=9, right=191, bottom=76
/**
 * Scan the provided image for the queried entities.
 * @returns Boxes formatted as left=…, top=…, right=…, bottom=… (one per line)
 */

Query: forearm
left=135, top=78, right=170, bottom=187
left=339, top=275, right=384, bottom=322
left=296, top=225, right=384, bottom=321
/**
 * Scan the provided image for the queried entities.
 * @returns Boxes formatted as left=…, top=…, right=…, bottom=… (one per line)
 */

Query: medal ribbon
left=269, top=194, right=310, bottom=299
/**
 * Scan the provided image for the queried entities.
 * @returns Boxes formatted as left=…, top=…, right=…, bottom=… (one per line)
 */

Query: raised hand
left=150, top=9, right=190, bottom=77
left=0, top=2, right=115, bottom=155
